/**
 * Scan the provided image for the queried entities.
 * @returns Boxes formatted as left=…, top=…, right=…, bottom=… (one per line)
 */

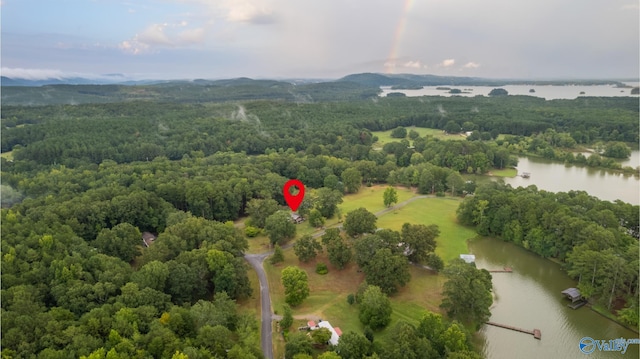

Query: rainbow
left=385, top=0, right=415, bottom=73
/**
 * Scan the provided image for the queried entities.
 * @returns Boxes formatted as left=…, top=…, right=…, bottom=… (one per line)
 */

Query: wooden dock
left=486, top=322, right=541, bottom=340
left=488, top=267, right=513, bottom=273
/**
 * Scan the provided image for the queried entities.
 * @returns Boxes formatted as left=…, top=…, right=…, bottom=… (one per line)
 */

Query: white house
left=460, top=254, right=476, bottom=263
left=308, top=320, right=342, bottom=346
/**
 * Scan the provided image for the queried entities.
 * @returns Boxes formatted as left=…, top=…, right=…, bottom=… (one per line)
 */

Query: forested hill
left=3, top=95, right=637, bottom=168
left=3, top=73, right=633, bottom=106
left=0, top=78, right=380, bottom=106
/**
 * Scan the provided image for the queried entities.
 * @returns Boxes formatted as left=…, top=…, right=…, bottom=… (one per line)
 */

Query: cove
left=469, top=237, right=639, bottom=359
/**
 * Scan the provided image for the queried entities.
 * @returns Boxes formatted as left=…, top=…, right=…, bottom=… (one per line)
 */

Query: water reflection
left=469, top=237, right=639, bottom=359
left=499, top=155, right=639, bottom=205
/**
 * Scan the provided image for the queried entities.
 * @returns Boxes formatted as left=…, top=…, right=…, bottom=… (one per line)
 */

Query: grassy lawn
left=372, top=126, right=466, bottom=149
left=376, top=197, right=477, bottom=262
left=259, top=192, right=475, bottom=349
left=488, top=167, right=517, bottom=177
left=339, top=185, right=416, bottom=215
left=0, top=151, right=13, bottom=161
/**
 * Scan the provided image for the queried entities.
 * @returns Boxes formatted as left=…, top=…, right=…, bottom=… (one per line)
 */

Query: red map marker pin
left=283, top=179, right=305, bottom=212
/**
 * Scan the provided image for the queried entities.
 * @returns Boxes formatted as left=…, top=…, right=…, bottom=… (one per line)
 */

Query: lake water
left=469, top=237, right=639, bottom=359
left=498, top=152, right=639, bottom=205
left=380, top=83, right=640, bottom=100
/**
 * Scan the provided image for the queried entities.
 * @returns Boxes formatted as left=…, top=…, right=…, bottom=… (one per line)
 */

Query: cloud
left=440, top=59, right=455, bottom=67
left=138, top=24, right=173, bottom=46
left=463, top=62, right=480, bottom=69
left=178, top=28, right=205, bottom=44
left=621, top=3, right=640, bottom=10
left=119, top=22, right=207, bottom=54
left=403, top=60, right=422, bottom=69
left=225, top=0, right=276, bottom=24
left=2, top=67, right=67, bottom=80
left=1, top=67, right=131, bottom=81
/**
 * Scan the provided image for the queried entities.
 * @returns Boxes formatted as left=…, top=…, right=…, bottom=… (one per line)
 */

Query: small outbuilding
left=460, top=254, right=476, bottom=263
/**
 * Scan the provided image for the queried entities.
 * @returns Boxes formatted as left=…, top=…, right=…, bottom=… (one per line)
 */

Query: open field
left=372, top=126, right=466, bottom=149
left=338, top=185, right=416, bottom=215
left=0, top=151, right=13, bottom=161
left=376, top=197, right=477, bottom=262
left=488, top=167, right=517, bottom=177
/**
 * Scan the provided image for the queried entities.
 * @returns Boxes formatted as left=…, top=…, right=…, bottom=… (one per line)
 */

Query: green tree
left=293, top=235, right=322, bottom=263
left=344, top=207, right=377, bottom=237
left=401, top=223, right=439, bottom=263
left=425, top=252, right=444, bottom=272
left=362, top=248, right=410, bottom=295
left=440, top=259, right=493, bottom=327
left=488, top=88, right=508, bottom=96
left=321, top=228, right=341, bottom=246
left=446, top=172, right=464, bottom=196
left=317, top=352, right=341, bottom=359
left=323, top=174, right=344, bottom=193
left=280, top=304, right=293, bottom=331
left=93, top=223, right=141, bottom=262
left=444, top=121, right=461, bottom=134
left=246, top=198, right=280, bottom=228
left=315, top=188, right=344, bottom=218
left=335, top=331, right=371, bottom=359
left=383, top=186, right=398, bottom=208
left=603, top=141, right=631, bottom=159
left=408, top=129, right=420, bottom=140
left=358, top=285, right=392, bottom=329
left=196, top=325, right=233, bottom=357
left=307, top=208, right=325, bottom=228
left=440, top=322, right=470, bottom=353
left=270, top=244, right=285, bottom=264
left=132, top=260, right=169, bottom=291
left=265, top=210, right=296, bottom=245
left=385, top=321, right=437, bottom=359
left=390, top=126, right=408, bottom=138
left=310, top=327, right=332, bottom=346
left=327, top=236, right=352, bottom=269
left=342, top=168, right=363, bottom=194
left=281, top=266, right=310, bottom=306
left=285, top=332, right=313, bottom=359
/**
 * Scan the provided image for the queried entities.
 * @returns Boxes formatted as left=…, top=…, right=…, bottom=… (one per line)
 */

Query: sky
left=2, top=0, right=639, bottom=80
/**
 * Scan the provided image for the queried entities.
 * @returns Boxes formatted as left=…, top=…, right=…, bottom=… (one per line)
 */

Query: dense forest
left=1, top=79, right=638, bottom=357
left=457, top=182, right=639, bottom=329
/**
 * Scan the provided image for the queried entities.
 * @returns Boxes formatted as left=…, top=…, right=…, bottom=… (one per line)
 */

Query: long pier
left=488, top=267, right=513, bottom=273
left=485, top=322, right=541, bottom=340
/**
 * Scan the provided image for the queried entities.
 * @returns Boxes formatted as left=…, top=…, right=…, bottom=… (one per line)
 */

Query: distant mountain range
left=2, top=73, right=633, bottom=87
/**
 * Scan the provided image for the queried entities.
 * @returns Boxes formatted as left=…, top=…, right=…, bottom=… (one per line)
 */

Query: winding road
left=244, top=194, right=432, bottom=358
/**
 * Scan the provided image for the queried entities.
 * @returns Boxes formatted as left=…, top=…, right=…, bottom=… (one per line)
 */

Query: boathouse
left=561, top=288, right=587, bottom=309
left=561, top=288, right=581, bottom=302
